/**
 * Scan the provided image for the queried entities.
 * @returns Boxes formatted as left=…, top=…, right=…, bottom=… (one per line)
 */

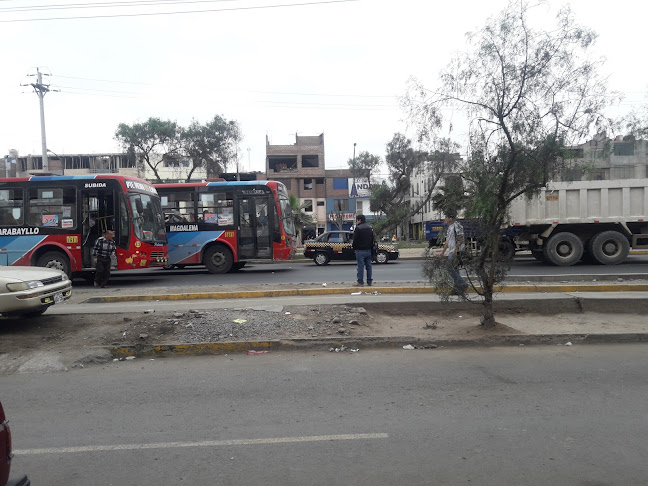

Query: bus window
left=0, top=189, right=23, bottom=225
left=28, top=186, right=76, bottom=229
left=161, top=191, right=195, bottom=223
left=198, top=191, right=234, bottom=226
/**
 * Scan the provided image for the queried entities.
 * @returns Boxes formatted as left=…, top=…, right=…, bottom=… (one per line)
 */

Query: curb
left=110, top=332, right=648, bottom=358
left=84, top=283, right=648, bottom=304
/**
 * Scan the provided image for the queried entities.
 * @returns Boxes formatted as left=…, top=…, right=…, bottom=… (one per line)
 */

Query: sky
left=2, top=0, right=648, bottom=176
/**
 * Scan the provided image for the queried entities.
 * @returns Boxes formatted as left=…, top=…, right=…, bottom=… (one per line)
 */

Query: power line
left=0, top=0, right=237, bottom=13
left=0, top=0, right=358, bottom=22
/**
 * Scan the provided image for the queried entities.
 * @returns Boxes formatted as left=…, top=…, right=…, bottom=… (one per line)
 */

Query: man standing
left=351, top=214, right=375, bottom=287
left=93, top=229, right=116, bottom=288
left=442, top=213, right=468, bottom=295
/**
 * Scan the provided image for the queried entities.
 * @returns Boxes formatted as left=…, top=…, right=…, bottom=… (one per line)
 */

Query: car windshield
left=129, top=194, right=167, bottom=244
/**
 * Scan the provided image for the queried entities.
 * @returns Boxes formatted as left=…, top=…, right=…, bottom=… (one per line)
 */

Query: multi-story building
left=2, top=152, right=207, bottom=182
left=561, top=133, right=648, bottom=181
left=265, top=133, right=377, bottom=239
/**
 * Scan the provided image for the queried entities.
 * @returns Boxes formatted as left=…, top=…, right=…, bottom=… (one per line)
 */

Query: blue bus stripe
left=0, top=235, right=48, bottom=265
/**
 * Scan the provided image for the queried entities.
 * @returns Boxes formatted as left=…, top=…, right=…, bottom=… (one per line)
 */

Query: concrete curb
left=109, top=332, right=648, bottom=358
left=83, top=283, right=648, bottom=304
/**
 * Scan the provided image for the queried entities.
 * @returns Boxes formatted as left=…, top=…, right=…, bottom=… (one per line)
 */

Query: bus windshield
left=277, top=185, right=296, bottom=237
left=129, top=193, right=167, bottom=244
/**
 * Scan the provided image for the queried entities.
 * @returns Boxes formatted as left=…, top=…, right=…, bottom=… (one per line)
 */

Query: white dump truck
left=508, top=179, right=648, bottom=266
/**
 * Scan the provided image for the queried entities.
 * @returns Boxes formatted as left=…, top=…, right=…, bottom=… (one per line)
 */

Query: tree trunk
left=480, top=298, right=496, bottom=328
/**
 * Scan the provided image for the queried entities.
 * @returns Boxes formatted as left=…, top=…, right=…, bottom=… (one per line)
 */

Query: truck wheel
left=544, top=232, right=583, bottom=266
left=36, top=251, right=71, bottom=277
left=588, top=231, right=629, bottom=265
left=498, top=240, right=515, bottom=261
left=314, top=252, right=330, bottom=265
left=203, top=245, right=233, bottom=274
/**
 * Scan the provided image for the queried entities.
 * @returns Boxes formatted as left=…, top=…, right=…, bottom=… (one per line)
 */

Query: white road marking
left=15, top=433, right=389, bottom=455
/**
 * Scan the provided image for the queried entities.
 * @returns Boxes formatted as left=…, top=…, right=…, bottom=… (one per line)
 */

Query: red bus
left=0, top=175, right=168, bottom=277
left=155, top=180, right=297, bottom=273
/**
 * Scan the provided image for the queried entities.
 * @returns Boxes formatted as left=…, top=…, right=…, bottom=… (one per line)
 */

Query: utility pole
left=24, top=68, right=52, bottom=172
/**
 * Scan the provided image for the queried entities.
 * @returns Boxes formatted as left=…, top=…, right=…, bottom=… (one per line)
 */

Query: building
left=560, top=133, right=648, bottom=181
left=265, top=133, right=377, bottom=238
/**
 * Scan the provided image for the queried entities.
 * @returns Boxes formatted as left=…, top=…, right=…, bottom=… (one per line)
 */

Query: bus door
left=80, top=188, right=116, bottom=268
left=237, top=196, right=272, bottom=260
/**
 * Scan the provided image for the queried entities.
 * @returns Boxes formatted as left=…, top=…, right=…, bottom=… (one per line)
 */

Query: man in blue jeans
left=351, top=214, right=375, bottom=287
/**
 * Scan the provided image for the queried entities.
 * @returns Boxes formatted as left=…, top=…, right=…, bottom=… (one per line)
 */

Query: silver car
left=0, top=266, right=72, bottom=317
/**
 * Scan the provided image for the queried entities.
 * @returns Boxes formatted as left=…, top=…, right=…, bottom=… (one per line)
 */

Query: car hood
left=0, top=266, right=66, bottom=283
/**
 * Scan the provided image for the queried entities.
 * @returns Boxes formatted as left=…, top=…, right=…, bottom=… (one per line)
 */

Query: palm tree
left=289, top=195, right=316, bottom=244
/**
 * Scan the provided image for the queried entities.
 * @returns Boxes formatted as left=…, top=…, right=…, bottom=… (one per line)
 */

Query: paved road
left=72, top=254, right=648, bottom=289
left=3, top=345, right=647, bottom=485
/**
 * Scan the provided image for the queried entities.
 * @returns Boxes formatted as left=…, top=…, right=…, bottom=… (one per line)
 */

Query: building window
left=356, top=200, right=363, bottom=214
left=302, top=155, right=319, bottom=168
left=316, top=178, right=325, bottom=184
left=317, top=201, right=325, bottom=206
left=303, top=199, right=313, bottom=212
left=610, top=166, right=635, bottom=179
left=303, top=179, right=313, bottom=190
left=333, top=178, right=348, bottom=190
left=268, top=156, right=297, bottom=172
left=613, top=142, right=635, bottom=156
left=333, top=199, right=350, bottom=212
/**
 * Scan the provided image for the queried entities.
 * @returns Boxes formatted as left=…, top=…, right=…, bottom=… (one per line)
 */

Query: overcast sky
left=2, top=0, right=647, bottom=176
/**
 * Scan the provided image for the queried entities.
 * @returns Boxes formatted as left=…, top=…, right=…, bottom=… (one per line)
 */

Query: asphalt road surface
left=2, top=344, right=647, bottom=485
left=72, top=254, right=648, bottom=289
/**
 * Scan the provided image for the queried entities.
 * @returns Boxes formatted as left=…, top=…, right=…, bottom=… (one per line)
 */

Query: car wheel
left=314, top=252, right=330, bottom=265
left=375, top=250, right=389, bottom=264
left=36, top=251, right=71, bottom=277
left=203, top=245, right=233, bottom=274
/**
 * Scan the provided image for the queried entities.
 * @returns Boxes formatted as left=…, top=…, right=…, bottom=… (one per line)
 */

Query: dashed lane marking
left=15, top=433, right=389, bottom=455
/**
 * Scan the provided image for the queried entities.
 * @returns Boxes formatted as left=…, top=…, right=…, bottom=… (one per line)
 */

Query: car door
left=342, top=232, right=355, bottom=260
left=327, top=232, right=346, bottom=261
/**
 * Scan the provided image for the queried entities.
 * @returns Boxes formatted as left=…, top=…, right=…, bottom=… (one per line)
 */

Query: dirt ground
left=1, top=299, right=647, bottom=365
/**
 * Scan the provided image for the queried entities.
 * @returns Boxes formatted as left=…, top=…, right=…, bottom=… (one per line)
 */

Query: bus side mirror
left=135, top=199, right=144, bottom=214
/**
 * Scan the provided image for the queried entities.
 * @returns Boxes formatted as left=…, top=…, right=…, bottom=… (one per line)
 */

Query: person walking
left=352, top=214, right=375, bottom=287
left=442, top=213, right=468, bottom=295
left=93, top=229, right=116, bottom=288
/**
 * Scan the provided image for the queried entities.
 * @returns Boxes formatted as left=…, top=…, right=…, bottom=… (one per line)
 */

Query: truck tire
left=543, top=232, right=583, bottom=266
left=203, top=245, right=233, bottom=274
left=498, top=240, right=515, bottom=262
left=588, top=231, right=630, bottom=265
left=36, top=251, right=71, bottom=277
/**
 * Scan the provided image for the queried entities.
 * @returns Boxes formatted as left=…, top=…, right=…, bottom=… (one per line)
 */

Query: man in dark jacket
left=351, top=214, right=375, bottom=286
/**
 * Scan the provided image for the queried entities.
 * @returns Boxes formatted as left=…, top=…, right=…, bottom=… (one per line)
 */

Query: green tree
left=289, top=195, right=315, bottom=243
left=370, top=134, right=460, bottom=238
left=114, top=117, right=179, bottom=183
left=180, top=115, right=242, bottom=181
left=348, top=151, right=381, bottom=188
left=404, top=0, right=612, bottom=327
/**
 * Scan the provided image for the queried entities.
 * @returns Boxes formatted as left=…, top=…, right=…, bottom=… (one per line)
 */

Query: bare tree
left=403, top=0, right=613, bottom=327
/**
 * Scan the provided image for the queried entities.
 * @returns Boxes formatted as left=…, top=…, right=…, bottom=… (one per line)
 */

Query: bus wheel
left=229, top=262, right=247, bottom=272
left=204, top=245, right=233, bottom=274
left=543, top=232, right=583, bottom=266
left=588, top=231, right=629, bottom=265
left=314, top=252, right=330, bottom=265
left=37, top=251, right=71, bottom=277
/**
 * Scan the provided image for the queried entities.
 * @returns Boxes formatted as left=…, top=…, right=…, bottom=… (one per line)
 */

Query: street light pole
left=352, top=142, right=356, bottom=197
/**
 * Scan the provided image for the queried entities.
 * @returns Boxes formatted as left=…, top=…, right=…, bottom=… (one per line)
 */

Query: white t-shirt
left=447, top=222, right=465, bottom=252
